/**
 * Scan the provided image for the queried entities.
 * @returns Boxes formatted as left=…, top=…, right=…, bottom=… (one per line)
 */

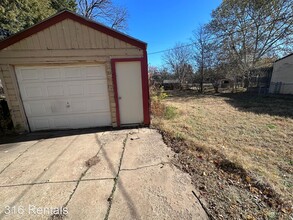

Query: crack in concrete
left=104, top=133, right=129, bottom=220
left=62, top=133, right=104, bottom=209
left=0, top=177, right=114, bottom=188
left=120, top=162, right=172, bottom=172
left=0, top=136, right=79, bottom=219
left=0, top=139, right=44, bottom=175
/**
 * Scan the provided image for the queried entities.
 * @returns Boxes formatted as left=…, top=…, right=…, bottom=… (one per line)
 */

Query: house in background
left=269, top=53, right=293, bottom=95
left=0, top=10, right=149, bottom=132
left=162, top=79, right=180, bottom=90
left=218, top=79, right=233, bottom=89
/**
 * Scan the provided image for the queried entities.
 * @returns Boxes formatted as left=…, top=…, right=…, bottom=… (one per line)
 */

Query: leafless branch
left=77, top=0, right=128, bottom=31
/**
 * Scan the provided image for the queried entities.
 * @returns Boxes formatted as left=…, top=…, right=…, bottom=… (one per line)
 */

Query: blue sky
left=115, top=0, right=222, bottom=67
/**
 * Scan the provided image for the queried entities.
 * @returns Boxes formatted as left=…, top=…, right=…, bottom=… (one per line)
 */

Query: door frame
left=111, top=57, right=150, bottom=127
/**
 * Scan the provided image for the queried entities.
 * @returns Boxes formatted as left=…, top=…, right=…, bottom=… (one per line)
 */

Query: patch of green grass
left=164, top=106, right=177, bottom=120
left=266, top=211, right=277, bottom=220
left=284, top=181, right=292, bottom=188
left=174, top=131, right=185, bottom=140
left=267, top=124, right=277, bottom=129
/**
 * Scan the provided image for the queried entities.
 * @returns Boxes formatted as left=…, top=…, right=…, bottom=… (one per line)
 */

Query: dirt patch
left=85, top=156, right=100, bottom=168
left=158, top=129, right=292, bottom=219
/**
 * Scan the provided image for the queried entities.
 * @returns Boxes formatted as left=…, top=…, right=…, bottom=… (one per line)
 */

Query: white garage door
left=15, top=64, right=111, bottom=131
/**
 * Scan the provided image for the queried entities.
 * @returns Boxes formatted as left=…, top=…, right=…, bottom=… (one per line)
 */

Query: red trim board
left=111, top=60, right=121, bottom=127
left=0, top=10, right=147, bottom=50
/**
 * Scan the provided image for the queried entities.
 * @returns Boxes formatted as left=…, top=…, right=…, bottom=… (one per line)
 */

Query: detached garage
left=0, top=10, right=149, bottom=132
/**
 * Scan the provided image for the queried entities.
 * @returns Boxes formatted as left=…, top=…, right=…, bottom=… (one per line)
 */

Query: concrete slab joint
left=0, top=128, right=208, bottom=220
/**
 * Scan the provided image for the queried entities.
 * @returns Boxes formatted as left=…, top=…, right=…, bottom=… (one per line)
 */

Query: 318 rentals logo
left=4, top=205, right=68, bottom=216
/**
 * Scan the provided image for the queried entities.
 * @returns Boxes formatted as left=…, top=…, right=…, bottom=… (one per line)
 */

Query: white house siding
left=269, top=55, right=293, bottom=94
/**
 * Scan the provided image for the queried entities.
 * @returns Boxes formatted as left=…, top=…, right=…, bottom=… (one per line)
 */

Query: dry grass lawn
left=152, top=91, right=293, bottom=205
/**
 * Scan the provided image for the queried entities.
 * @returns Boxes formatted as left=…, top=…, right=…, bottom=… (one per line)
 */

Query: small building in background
left=162, top=79, right=180, bottom=90
left=269, top=53, right=293, bottom=95
left=218, top=79, right=233, bottom=88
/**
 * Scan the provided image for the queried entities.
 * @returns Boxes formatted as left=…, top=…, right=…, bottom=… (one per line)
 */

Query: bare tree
left=209, top=0, right=293, bottom=80
left=163, top=43, right=193, bottom=89
left=77, top=0, right=128, bottom=31
left=192, top=24, right=215, bottom=93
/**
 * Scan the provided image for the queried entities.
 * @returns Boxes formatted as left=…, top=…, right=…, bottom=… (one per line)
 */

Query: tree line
left=0, top=0, right=128, bottom=39
left=152, top=0, right=293, bottom=92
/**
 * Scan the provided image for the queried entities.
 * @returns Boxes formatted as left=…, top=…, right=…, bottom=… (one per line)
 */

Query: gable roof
left=0, top=10, right=147, bottom=50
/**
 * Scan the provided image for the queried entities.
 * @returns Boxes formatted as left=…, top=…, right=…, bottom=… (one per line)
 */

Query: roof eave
left=0, top=10, right=147, bottom=51
left=274, top=53, right=293, bottom=63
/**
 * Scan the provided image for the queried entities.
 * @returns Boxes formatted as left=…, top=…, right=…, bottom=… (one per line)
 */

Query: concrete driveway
left=0, top=128, right=208, bottom=220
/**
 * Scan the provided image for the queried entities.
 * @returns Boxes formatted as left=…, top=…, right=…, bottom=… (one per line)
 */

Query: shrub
left=150, top=86, right=177, bottom=120
left=164, top=106, right=177, bottom=120
left=150, top=86, right=168, bottom=117
left=150, top=86, right=168, bottom=102
left=0, top=99, right=14, bottom=135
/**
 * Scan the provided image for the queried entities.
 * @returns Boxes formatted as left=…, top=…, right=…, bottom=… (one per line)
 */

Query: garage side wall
left=0, top=64, right=28, bottom=130
left=0, top=19, right=144, bottom=131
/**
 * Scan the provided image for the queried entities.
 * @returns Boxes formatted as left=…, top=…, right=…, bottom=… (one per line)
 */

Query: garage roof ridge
left=0, top=9, right=147, bottom=50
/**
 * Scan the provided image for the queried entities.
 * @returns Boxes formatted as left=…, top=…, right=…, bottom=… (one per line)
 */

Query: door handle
left=118, top=97, right=122, bottom=100
left=66, top=102, right=70, bottom=108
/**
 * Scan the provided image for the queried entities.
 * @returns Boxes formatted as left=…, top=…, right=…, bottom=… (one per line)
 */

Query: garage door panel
left=47, top=84, right=65, bottom=97
left=68, top=82, right=84, bottom=96
left=69, top=100, right=87, bottom=113
left=20, top=80, right=109, bottom=101
left=18, top=68, right=40, bottom=81
left=87, top=113, right=112, bottom=126
left=72, top=115, right=92, bottom=127
left=87, top=80, right=108, bottom=95
left=16, top=64, right=112, bottom=131
left=53, top=118, right=70, bottom=129
left=84, top=65, right=106, bottom=79
left=43, top=68, right=61, bottom=80
left=17, top=65, right=106, bottom=83
left=64, top=67, right=82, bottom=79
left=89, top=99, right=109, bottom=111
left=31, top=118, right=51, bottom=131
left=29, top=113, right=111, bottom=131
left=23, top=98, right=110, bottom=117
left=51, top=101, right=67, bottom=113
left=19, top=83, right=63, bottom=100
left=24, top=102, right=47, bottom=116
left=21, top=86, right=44, bottom=99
